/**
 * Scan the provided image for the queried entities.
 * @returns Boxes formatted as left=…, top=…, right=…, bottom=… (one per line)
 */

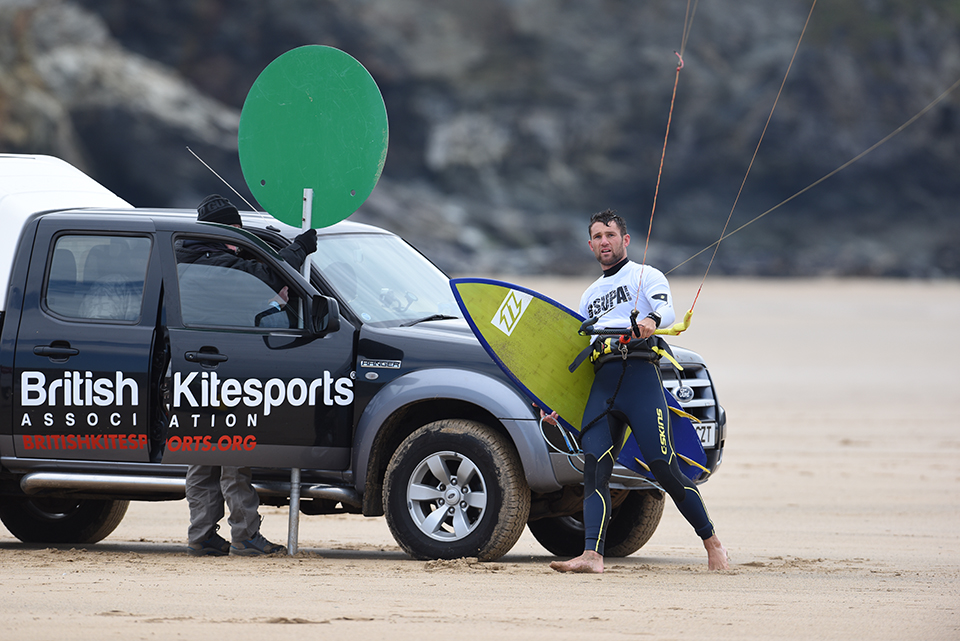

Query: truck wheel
left=0, top=497, right=129, bottom=544
left=384, top=419, right=530, bottom=561
left=527, top=489, right=664, bottom=558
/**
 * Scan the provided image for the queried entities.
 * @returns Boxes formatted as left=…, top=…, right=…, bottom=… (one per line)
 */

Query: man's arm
left=278, top=229, right=318, bottom=271
left=640, top=267, right=676, bottom=328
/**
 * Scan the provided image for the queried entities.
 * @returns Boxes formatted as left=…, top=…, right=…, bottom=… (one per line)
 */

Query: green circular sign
left=238, top=45, right=388, bottom=228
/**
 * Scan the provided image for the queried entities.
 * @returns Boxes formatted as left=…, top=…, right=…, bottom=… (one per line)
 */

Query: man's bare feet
left=549, top=549, right=604, bottom=574
left=703, top=534, right=729, bottom=570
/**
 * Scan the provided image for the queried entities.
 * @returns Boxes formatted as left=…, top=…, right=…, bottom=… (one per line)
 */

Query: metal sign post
left=286, top=187, right=314, bottom=555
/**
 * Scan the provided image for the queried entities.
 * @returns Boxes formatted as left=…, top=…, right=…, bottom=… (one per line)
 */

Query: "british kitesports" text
left=20, top=370, right=355, bottom=416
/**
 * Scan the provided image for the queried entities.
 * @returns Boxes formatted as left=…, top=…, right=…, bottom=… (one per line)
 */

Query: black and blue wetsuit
left=577, top=257, right=716, bottom=555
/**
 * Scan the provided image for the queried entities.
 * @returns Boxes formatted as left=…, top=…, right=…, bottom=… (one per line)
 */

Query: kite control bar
left=578, top=308, right=693, bottom=340
left=578, top=310, right=643, bottom=347
left=578, top=315, right=633, bottom=343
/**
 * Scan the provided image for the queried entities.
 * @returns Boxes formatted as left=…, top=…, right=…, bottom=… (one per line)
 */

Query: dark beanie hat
left=197, top=194, right=241, bottom=226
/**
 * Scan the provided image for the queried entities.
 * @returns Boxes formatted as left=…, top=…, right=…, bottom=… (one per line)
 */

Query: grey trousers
left=186, top=465, right=261, bottom=543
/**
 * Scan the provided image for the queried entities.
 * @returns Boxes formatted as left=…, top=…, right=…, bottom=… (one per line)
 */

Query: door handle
left=34, top=345, right=80, bottom=358
left=184, top=351, right=228, bottom=364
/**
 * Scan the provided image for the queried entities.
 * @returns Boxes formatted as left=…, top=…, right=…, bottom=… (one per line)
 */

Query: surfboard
left=450, top=277, right=707, bottom=482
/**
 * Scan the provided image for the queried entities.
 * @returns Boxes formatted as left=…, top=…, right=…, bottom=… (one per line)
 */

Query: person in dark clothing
left=180, top=195, right=315, bottom=288
left=176, top=195, right=317, bottom=328
left=182, top=194, right=317, bottom=556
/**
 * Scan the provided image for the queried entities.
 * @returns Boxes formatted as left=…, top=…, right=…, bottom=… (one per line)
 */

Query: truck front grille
left=659, top=362, right=720, bottom=449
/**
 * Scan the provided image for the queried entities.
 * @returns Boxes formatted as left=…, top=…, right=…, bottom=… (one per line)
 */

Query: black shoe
left=229, top=533, right=286, bottom=556
left=187, top=527, right=230, bottom=556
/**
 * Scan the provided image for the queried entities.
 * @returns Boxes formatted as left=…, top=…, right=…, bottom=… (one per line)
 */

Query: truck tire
left=384, top=419, right=530, bottom=561
left=0, top=497, right=129, bottom=544
left=527, top=489, right=664, bottom=557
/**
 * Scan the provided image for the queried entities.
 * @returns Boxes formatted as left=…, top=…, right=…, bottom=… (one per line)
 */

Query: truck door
left=13, top=218, right=160, bottom=462
left=161, top=229, right=355, bottom=469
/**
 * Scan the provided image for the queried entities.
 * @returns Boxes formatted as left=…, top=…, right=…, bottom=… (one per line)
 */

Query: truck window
left=174, top=237, right=303, bottom=330
left=45, top=235, right=152, bottom=322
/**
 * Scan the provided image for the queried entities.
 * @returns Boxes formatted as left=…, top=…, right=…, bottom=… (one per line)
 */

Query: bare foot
left=549, top=550, right=604, bottom=574
left=703, top=534, right=729, bottom=570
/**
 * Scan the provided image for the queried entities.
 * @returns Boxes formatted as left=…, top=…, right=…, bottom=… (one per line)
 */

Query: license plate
left=696, top=422, right=717, bottom=448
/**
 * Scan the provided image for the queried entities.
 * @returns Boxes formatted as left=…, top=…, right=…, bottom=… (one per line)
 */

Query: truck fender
left=353, top=368, right=562, bottom=494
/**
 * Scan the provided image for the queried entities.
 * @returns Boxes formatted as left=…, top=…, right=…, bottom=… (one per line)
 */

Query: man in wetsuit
left=545, top=209, right=728, bottom=573
left=182, top=194, right=317, bottom=556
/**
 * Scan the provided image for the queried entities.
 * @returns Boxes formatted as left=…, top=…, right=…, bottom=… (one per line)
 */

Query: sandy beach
left=2, top=277, right=958, bottom=640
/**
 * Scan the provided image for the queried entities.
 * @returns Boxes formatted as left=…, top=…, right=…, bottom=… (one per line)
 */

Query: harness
left=568, top=327, right=682, bottom=374
left=567, top=310, right=683, bottom=438
left=588, top=335, right=681, bottom=371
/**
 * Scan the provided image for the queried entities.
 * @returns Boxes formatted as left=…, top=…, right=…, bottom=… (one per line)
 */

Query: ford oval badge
left=674, top=386, right=695, bottom=402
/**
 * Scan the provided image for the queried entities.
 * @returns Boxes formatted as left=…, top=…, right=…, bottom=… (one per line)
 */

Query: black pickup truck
left=0, top=154, right=726, bottom=560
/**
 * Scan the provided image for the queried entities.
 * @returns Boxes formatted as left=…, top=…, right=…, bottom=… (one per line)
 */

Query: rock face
left=2, top=0, right=959, bottom=276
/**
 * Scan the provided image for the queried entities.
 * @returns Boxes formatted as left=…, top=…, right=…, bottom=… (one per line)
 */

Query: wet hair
left=588, top=209, right=627, bottom=237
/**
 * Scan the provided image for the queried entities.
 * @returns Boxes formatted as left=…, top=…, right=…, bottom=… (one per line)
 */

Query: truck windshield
left=311, top=233, right=461, bottom=327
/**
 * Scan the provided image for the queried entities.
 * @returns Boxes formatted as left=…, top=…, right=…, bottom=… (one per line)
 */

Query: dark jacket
left=175, top=238, right=308, bottom=290
left=174, top=239, right=306, bottom=328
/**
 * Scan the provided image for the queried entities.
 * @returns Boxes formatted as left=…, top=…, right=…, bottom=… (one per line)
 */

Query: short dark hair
left=588, top=209, right=627, bottom=237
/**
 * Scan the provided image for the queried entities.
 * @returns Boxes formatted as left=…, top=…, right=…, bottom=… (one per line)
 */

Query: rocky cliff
left=2, top=0, right=958, bottom=276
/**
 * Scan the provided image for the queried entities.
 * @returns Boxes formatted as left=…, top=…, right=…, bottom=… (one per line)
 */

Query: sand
left=1, top=278, right=958, bottom=640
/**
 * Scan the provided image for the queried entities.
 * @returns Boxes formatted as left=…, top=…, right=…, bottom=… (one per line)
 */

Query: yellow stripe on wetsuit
left=592, top=444, right=616, bottom=553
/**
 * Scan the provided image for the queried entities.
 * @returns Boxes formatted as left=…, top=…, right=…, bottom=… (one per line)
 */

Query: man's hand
left=295, top=228, right=318, bottom=255
left=536, top=403, right=559, bottom=426
left=635, top=316, right=657, bottom=339
left=268, top=286, right=289, bottom=308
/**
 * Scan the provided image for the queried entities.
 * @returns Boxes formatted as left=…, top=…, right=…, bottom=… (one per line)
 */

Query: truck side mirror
left=308, top=295, right=340, bottom=336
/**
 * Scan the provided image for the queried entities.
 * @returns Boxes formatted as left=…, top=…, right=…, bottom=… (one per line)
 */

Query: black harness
left=567, top=310, right=681, bottom=438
